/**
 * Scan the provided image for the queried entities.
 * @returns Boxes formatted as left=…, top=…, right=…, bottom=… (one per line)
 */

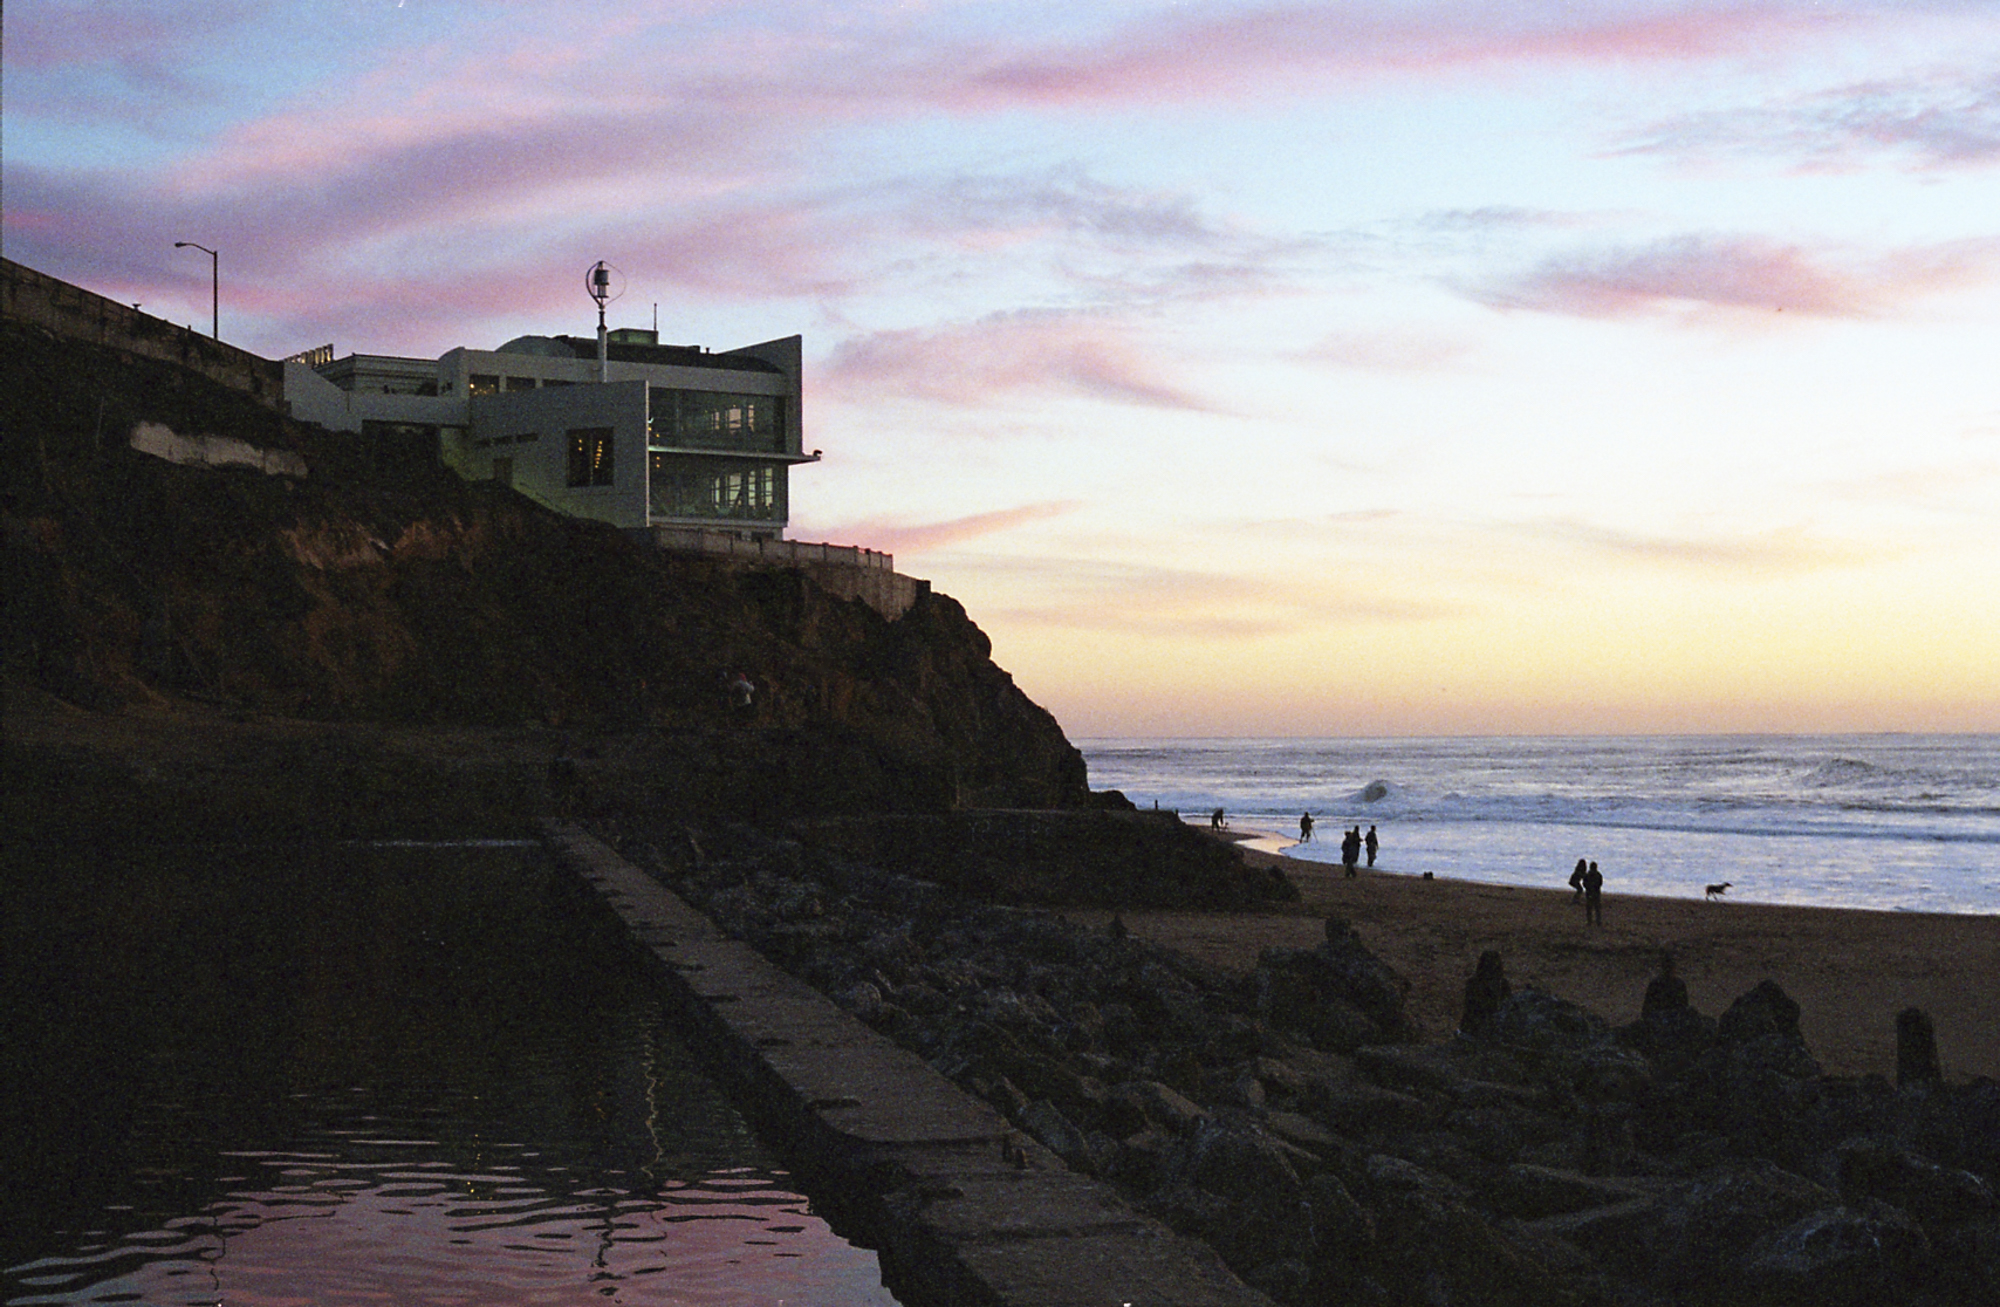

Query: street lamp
left=174, top=241, right=218, bottom=339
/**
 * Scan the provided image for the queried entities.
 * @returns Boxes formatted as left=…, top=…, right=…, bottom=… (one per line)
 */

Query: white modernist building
left=285, top=329, right=812, bottom=539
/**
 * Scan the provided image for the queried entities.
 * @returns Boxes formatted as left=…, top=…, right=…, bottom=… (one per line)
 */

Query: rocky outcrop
left=617, top=824, right=2000, bottom=1307
left=2, top=320, right=1091, bottom=817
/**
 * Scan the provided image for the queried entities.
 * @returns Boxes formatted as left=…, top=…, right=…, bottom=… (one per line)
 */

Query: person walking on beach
left=1583, top=861, right=1604, bottom=925
left=1365, top=825, right=1379, bottom=867
left=1211, top=807, right=1226, bottom=830
left=1341, top=826, right=1361, bottom=876
left=1570, top=858, right=1588, bottom=904
left=1299, top=812, right=1314, bottom=842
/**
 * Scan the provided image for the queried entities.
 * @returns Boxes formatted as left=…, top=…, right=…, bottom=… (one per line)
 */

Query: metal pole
left=174, top=242, right=218, bottom=339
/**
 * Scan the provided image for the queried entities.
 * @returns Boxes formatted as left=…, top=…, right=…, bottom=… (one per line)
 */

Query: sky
left=5, top=0, right=1999, bottom=738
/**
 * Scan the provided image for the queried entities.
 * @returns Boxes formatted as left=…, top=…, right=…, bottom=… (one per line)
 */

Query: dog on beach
left=1705, top=882, right=1732, bottom=900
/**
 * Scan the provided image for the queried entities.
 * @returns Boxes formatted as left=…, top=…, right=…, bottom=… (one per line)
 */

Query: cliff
left=1, top=319, right=1094, bottom=828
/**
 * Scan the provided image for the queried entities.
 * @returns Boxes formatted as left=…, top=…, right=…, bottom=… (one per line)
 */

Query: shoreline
left=1083, top=832, right=1999, bottom=1083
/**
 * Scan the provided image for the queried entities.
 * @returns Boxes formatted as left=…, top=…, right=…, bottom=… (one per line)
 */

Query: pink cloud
left=824, top=315, right=1214, bottom=411
left=1463, top=233, right=1999, bottom=320
left=931, top=2, right=1859, bottom=111
left=815, top=502, right=1084, bottom=556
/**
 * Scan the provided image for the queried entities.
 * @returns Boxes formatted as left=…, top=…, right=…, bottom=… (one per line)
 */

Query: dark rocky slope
left=2, top=320, right=1090, bottom=824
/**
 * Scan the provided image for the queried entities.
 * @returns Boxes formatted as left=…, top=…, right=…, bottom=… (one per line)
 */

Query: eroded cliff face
left=2, top=322, right=1092, bottom=817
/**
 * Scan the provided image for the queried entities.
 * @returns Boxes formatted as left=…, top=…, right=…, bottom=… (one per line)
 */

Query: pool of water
left=0, top=841, right=901, bottom=1306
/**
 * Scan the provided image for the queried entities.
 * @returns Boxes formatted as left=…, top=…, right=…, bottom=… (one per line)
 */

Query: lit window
left=566, top=428, right=615, bottom=487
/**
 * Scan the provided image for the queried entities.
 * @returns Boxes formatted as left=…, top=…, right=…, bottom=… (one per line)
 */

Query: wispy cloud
left=822, top=313, right=1216, bottom=410
left=1298, top=328, right=1476, bottom=373
left=1461, top=233, right=2000, bottom=320
left=819, top=502, right=1083, bottom=555
left=1513, top=519, right=1871, bottom=572
left=949, top=553, right=1458, bottom=638
left=1620, top=69, right=2000, bottom=171
left=936, top=2, right=1873, bottom=111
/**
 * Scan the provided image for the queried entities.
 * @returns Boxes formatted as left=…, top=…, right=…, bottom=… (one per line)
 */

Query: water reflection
left=1, top=843, right=899, bottom=1306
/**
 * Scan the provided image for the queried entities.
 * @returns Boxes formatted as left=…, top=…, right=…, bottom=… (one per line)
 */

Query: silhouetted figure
left=1570, top=857, right=1588, bottom=904
left=1583, top=861, right=1604, bottom=925
left=1340, top=826, right=1361, bottom=875
left=1211, top=807, right=1226, bottom=830
left=1897, top=1007, right=1942, bottom=1087
left=1460, top=950, right=1512, bottom=1038
left=1299, top=812, right=1314, bottom=842
left=1365, top=825, right=1378, bottom=867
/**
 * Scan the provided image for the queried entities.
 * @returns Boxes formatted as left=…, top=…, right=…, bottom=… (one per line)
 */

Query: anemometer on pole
left=585, top=260, right=624, bottom=382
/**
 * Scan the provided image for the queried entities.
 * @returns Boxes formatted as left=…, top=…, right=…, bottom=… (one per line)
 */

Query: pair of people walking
left=1334, top=824, right=1377, bottom=875
left=1569, top=857, right=1604, bottom=924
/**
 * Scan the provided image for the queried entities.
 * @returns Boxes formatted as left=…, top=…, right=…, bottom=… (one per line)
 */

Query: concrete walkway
left=542, top=821, right=1275, bottom=1307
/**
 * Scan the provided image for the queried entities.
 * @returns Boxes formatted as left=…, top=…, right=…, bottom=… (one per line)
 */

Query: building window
left=567, top=428, right=615, bottom=487
left=504, top=375, right=537, bottom=392
left=468, top=374, right=499, bottom=396
left=647, top=388, right=784, bottom=453
left=649, top=454, right=779, bottom=521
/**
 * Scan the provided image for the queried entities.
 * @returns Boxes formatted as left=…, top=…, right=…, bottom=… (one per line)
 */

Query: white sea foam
left=1077, top=735, right=2000, bottom=915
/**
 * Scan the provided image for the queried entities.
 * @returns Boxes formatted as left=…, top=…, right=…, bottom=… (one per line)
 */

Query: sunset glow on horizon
left=6, top=0, right=1997, bottom=737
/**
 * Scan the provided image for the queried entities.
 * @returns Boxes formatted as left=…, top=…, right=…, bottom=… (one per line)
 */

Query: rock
left=1898, top=1006, right=1943, bottom=1088
left=1019, top=1098, right=1096, bottom=1174
left=836, top=979, right=885, bottom=1022
left=1486, top=986, right=1611, bottom=1054
left=1252, top=920, right=1415, bottom=1052
left=1460, top=949, right=1512, bottom=1037
left=1242, top=1257, right=1311, bottom=1303
left=1717, top=978, right=1807, bottom=1046
left=1489, top=1163, right=1660, bottom=1220
left=1637, top=1159, right=1843, bottom=1290
left=1111, top=1079, right=1207, bottom=1135
left=1737, top=1200, right=1932, bottom=1306
left=1444, top=1102, right=1571, bottom=1165
left=1833, top=1135, right=1998, bottom=1226
left=1153, top=1118, right=1316, bottom=1271
left=1310, top=1079, right=1437, bottom=1134
left=1351, top=1044, right=1472, bottom=1099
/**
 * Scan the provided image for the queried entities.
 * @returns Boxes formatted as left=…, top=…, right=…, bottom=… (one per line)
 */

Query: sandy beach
left=1080, top=831, right=2000, bottom=1083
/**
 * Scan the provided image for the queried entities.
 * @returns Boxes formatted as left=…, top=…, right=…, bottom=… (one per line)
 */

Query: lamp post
left=174, top=241, right=218, bottom=339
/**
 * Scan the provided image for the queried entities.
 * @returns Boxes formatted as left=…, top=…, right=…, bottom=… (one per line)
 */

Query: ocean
left=1076, top=735, right=2000, bottom=916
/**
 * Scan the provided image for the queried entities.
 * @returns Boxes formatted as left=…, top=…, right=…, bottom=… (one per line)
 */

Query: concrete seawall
left=542, top=821, right=1276, bottom=1307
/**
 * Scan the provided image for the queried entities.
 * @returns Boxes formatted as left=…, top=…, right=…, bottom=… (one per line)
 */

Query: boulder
left=1153, top=1118, right=1316, bottom=1271
left=1489, top=1163, right=1660, bottom=1220
left=1635, top=1159, right=1843, bottom=1290
left=1485, top=986, right=1611, bottom=1055
left=1833, top=1135, right=1998, bottom=1226
left=1737, top=1200, right=1932, bottom=1307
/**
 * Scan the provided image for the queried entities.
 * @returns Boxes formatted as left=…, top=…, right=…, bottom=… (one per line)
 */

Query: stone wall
left=644, top=525, right=925, bottom=619
left=3, top=258, right=286, bottom=411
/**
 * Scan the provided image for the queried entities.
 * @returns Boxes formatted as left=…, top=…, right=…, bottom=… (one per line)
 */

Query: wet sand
left=1080, top=834, right=2000, bottom=1082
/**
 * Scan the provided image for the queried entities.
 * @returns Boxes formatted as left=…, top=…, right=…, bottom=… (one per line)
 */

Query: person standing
left=1570, top=857, right=1588, bottom=904
left=1365, top=825, right=1379, bottom=867
left=1583, top=861, right=1604, bottom=925
left=1299, top=812, right=1314, bottom=842
left=1341, top=826, right=1360, bottom=876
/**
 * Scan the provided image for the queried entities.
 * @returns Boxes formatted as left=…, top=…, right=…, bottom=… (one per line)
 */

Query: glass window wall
left=648, top=388, right=784, bottom=453
left=649, top=454, right=781, bottom=522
